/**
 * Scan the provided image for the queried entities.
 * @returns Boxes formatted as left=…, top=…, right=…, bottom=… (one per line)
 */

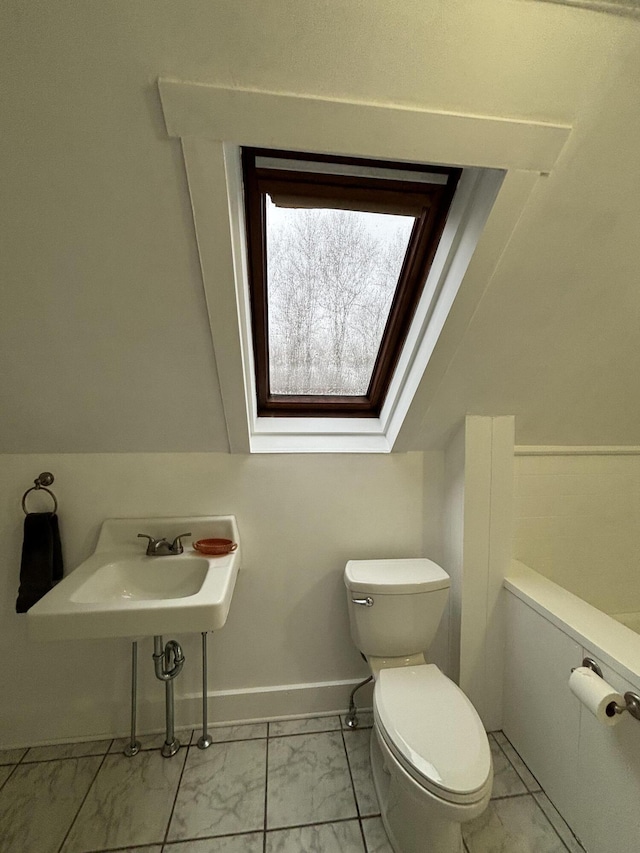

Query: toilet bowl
left=344, top=559, right=493, bottom=853
left=372, top=663, right=492, bottom=853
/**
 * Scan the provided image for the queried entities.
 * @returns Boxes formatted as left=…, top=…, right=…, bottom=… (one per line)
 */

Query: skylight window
left=159, top=79, right=563, bottom=452
left=266, top=201, right=414, bottom=396
left=242, top=149, right=462, bottom=418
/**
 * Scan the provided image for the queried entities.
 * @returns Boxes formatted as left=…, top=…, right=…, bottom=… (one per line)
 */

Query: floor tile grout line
left=79, top=844, right=163, bottom=853
left=108, top=730, right=195, bottom=755
left=532, top=790, right=586, bottom=852
left=156, top=816, right=373, bottom=853
left=530, top=788, right=576, bottom=853
left=268, top=726, right=343, bottom=739
left=160, top=734, right=266, bottom=748
left=22, top=739, right=115, bottom=763
left=266, top=815, right=372, bottom=834
left=358, top=817, right=369, bottom=852
left=494, top=730, right=542, bottom=791
left=0, top=761, right=20, bottom=794
left=340, top=725, right=369, bottom=851
left=159, top=815, right=367, bottom=849
left=340, top=725, right=364, bottom=820
left=492, top=791, right=543, bottom=802
left=16, top=747, right=115, bottom=766
left=4, top=720, right=354, bottom=757
left=248, top=814, right=366, bottom=833
left=169, top=817, right=368, bottom=845
left=161, top=743, right=191, bottom=847
left=21, top=753, right=111, bottom=765
left=56, top=750, right=110, bottom=853
left=80, top=832, right=265, bottom=853
left=490, top=731, right=532, bottom=790
left=0, top=748, right=28, bottom=770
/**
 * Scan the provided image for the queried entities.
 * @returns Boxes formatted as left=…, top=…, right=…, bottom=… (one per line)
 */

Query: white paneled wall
left=576, top=653, right=640, bottom=852
left=514, top=453, right=640, bottom=613
left=504, top=589, right=640, bottom=853
left=443, top=416, right=514, bottom=731
left=503, top=592, right=582, bottom=831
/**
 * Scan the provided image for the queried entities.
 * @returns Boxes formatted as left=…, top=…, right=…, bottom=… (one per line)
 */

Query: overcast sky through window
left=265, top=197, right=415, bottom=395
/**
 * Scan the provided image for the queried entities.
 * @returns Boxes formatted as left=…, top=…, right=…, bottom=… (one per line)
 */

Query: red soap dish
left=193, top=538, right=238, bottom=556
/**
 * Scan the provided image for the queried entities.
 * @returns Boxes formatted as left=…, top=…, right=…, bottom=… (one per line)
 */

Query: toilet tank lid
left=344, top=559, right=450, bottom=594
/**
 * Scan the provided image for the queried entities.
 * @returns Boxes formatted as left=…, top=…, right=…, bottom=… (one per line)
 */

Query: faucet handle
left=137, top=533, right=159, bottom=556
left=171, top=532, right=192, bottom=554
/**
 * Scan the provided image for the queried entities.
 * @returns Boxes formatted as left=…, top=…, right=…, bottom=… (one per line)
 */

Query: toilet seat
left=373, top=664, right=492, bottom=806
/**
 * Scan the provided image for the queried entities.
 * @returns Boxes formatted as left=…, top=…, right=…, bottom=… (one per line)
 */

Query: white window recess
left=158, top=80, right=570, bottom=453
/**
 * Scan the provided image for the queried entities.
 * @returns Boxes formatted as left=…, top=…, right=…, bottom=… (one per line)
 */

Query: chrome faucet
left=137, top=532, right=191, bottom=556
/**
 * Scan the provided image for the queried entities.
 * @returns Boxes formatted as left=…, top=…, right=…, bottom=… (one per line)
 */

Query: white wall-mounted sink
left=27, top=516, right=241, bottom=641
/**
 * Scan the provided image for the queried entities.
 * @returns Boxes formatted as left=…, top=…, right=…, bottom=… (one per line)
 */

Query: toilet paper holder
left=575, top=657, right=640, bottom=722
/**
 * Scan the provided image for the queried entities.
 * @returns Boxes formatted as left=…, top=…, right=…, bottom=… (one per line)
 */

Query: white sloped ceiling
left=1, top=0, right=639, bottom=452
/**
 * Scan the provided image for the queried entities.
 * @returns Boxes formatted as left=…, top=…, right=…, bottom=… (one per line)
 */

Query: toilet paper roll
left=569, top=666, right=624, bottom=726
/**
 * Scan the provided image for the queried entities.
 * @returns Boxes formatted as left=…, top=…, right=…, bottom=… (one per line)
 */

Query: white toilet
left=344, top=558, right=492, bottom=853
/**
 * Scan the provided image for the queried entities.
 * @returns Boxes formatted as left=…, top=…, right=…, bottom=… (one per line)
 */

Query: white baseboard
left=168, top=677, right=374, bottom=731
left=8, top=677, right=375, bottom=749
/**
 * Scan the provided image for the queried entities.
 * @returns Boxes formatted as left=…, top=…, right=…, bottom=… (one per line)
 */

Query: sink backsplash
left=96, top=517, right=239, bottom=554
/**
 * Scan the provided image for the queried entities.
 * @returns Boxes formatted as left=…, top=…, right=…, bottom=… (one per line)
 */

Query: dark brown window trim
left=242, top=147, right=461, bottom=418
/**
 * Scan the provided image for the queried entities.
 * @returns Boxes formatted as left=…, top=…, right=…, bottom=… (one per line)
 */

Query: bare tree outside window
left=266, top=198, right=414, bottom=396
left=241, top=148, right=462, bottom=417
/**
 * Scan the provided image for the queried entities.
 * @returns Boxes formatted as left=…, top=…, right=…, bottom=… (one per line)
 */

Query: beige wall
left=514, top=452, right=640, bottom=614
left=2, top=2, right=640, bottom=454
left=0, top=434, right=520, bottom=746
left=1, top=451, right=432, bottom=747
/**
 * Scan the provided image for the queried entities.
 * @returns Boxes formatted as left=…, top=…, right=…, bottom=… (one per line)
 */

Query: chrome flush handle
left=352, top=596, right=374, bottom=607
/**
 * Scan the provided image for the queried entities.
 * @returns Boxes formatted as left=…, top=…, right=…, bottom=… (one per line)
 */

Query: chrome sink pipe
left=153, top=636, right=185, bottom=757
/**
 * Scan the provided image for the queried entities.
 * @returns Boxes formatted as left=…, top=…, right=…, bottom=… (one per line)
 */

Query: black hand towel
left=16, top=512, right=64, bottom=613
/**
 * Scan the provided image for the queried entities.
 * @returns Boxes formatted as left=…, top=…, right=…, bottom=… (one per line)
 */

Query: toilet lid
left=374, top=665, right=491, bottom=799
left=345, top=559, right=450, bottom=594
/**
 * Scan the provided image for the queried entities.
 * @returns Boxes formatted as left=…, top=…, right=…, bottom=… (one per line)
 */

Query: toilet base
left=371, top=726, right=480, bottom=853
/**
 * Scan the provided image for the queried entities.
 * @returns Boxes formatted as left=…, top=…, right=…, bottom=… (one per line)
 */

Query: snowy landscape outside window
left=242, top=149, right=461, bottom=417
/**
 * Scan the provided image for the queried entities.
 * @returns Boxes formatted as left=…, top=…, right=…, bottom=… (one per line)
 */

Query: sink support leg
left=123, top=641, right=141, bottom=757
left=197, top=632, right=212, bottom=749
left=152, top=635, right=185, bottom=758
left=163, top=677, right=179, bottom=758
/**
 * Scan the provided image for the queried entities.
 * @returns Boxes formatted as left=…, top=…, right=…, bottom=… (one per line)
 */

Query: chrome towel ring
left=22, top=472, right=58, bottom=515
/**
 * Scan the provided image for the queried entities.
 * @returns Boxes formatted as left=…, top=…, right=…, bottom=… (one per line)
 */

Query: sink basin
left=27, top=516, right=241, bottom=641
left=70, top=557, right=211, bottom=603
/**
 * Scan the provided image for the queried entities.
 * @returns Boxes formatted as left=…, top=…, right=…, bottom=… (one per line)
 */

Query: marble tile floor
left=0, top=715, right=585, bottom=853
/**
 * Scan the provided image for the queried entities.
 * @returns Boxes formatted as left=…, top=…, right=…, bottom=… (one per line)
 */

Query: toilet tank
left=344, top=559, right=450, bottom=658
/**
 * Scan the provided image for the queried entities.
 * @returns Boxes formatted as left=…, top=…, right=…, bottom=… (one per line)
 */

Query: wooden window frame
left=242, top=148, right=461, bottom=418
